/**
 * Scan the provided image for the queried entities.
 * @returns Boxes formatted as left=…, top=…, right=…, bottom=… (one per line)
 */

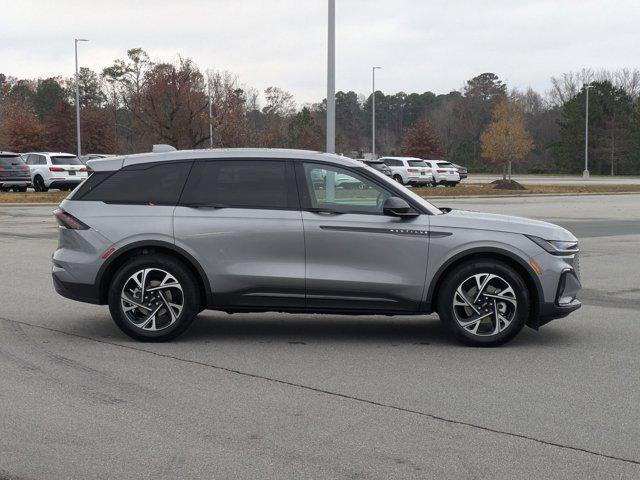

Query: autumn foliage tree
left=401, top=119, right=445, bottom=159
left=0, top=100, right=45, bottom=151
left=480, top=100, right=534, bottom=180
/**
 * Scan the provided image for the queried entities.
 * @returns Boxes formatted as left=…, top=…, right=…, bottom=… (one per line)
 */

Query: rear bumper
left=49, top=179, right=85, bottom=189
left=53, top=273, right=101, bottom=305
left=0, top=180, right=30, bottom=187
left=407, top=176, right=433, bottom=184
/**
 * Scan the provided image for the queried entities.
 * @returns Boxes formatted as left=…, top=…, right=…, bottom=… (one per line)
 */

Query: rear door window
left=80, top=162, right=192, bottom=205
left=180, top=160, right=295, bottom=209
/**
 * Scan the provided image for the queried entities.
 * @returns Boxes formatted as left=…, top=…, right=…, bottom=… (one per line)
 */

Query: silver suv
left=52, top=149, right=581, bottom=346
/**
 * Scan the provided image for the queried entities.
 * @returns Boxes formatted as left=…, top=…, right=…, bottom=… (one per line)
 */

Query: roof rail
left=152, top=144, right=177, bottom=153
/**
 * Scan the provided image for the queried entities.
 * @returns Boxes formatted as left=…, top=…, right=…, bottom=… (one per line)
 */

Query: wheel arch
left=96, top=240, right=211, bottom=307
left=424, top=247, right=542, bottom=326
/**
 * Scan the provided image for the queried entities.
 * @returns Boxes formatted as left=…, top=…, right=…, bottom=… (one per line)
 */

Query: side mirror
left=383, top=197, right=418, bottom=217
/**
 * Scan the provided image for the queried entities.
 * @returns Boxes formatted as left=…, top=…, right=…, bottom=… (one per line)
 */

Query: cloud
left=1, top=0, right=638, bottom=103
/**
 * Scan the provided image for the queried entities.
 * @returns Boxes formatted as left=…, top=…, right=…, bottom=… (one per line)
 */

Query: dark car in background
left=362, top=159, right=392, bottom=177
left=0, top=152, right=31, bottom=192
left=451, top=163, right=468, bottom=179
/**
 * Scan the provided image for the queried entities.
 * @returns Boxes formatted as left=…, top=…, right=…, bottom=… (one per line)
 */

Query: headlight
left=526, top=235, right=578, bottom=255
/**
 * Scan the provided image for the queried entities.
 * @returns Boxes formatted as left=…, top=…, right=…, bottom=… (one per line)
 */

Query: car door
left=296, top=162, right=430, bottom=312
left=173, top=158, right=305, bottom=309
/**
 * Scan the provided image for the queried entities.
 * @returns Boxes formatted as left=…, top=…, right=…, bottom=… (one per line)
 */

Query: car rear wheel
left=108, top=254, right=200, bottom=342
left=33, top=175, right=48, bottom=192
left=437, top=260, right=530, bottom=346
left=393, top=174, right=404, bottom=185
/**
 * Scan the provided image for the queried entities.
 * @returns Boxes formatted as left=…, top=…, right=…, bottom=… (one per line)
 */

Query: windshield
left=408, top=160, right=428, bottom=167
left=361, top=166, right=442, bottom=215
left=51, top=155, right=82, bottom=165
left=0, top=155, right=25, bottom=166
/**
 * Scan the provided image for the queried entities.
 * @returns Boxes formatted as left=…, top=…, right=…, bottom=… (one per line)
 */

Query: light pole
left=207, top=75, right=214, bottom=148
left=326, top=0, right=335, bottom=154
left=371, top=66, right=382, bottom=158
left=583, top=84, right=593, bottom=179
left=74, top=38, right=89, bottom=158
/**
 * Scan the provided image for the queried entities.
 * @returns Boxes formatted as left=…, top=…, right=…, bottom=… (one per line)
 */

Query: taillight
left=437, top=169, right=446, bottom=173
left=80, top=167, right=87, bottom=172
left=21, top=166, right=30, bottom=172
left=407, top=168, right=418, bottom=173
left=53, top=208, right=89, bottom=230
left=49, top=167, right=64, bottom=172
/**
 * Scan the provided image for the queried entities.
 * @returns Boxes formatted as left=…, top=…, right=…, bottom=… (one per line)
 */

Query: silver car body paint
left=53, top=148, right=581, bottom=328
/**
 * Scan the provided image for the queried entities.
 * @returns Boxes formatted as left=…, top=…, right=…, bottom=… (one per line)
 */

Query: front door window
left=302, top=163, right=392, bottom=214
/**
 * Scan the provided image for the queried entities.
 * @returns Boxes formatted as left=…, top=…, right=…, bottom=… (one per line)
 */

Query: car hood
left=440, top=209, right=577, bottom=241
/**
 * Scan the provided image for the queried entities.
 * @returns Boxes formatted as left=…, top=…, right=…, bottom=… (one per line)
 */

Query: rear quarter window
left=79, top=162, right=192, bottom=205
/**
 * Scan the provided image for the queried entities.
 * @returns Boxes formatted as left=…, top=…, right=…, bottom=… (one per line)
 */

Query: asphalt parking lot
left=1, top=194, right=639, bottom=479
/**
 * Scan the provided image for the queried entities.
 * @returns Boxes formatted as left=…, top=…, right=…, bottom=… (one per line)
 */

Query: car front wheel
left=108, top=254, right=200, bottom=342
left=437, top=260, right=530, bottom=346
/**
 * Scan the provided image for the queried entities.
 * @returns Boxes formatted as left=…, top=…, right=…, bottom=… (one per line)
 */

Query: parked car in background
left=0, top=152, right=31, bottom=192
left=379, top=157, right=433, bottom=186
left=451, top=163, right=468, bottom=180
left=361, top=159, right=392, bottom=177
left=52, top=148, right=582, bottom=346
left=24, top=152, right=88, bottom=192
left=424, top=160, right=460, bottom=186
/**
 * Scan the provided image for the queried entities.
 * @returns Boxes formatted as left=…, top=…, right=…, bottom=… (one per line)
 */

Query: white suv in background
left=24, top=152, right=88, bottom=192
left=424, top=160, right=461, bottom=186
left=379, top=157, right=433, bottom=186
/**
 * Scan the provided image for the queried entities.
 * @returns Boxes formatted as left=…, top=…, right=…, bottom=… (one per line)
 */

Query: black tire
left=14, top=186, right=28, bottom=192
left=437, top=260, right=530, bottom=347
left=393, top=174, right=404, bottom=185
left=33, top=176, right=48, bottom=192
left=108, top=254, right=201, bottom=342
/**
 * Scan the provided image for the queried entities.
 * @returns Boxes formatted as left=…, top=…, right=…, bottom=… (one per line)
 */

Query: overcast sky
left=1, top=0, right=638, bottom=105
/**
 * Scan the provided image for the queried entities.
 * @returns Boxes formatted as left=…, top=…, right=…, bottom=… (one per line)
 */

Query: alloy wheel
left=120, top=268, right=184, bottom=331
left=452, top=273, right=517, bottom=337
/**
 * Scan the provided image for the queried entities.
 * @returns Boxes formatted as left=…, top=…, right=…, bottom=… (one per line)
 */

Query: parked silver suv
left=53, top=149, right=581, bottom=346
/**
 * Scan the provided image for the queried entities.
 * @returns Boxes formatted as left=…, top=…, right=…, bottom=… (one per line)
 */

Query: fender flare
left=423, top=246, right=544, bottom=314
left=95, top=240, right=212, bottom=305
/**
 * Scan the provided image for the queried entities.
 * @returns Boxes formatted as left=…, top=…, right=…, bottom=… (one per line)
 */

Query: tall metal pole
left=326, top=0, right=335, bottom=154
left=207, top=76, right=214, bottom=148
left=583, top=84, right=592, bottom=179
left=372, top=66, right=381, bottom=158
left=74, top=38, right=88, bottom=158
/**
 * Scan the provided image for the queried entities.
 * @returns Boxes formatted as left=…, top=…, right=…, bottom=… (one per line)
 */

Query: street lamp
left=371, top=66, right=382, bottom=158
left=583, top=83, right=594, bottom=179
left=75, top=38, right=89, bottom=158
left=326, top=0, right=335, bottom=154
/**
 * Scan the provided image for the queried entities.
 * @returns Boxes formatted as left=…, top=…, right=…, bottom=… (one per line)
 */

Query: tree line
left=1, top=48, right=640, bottom=175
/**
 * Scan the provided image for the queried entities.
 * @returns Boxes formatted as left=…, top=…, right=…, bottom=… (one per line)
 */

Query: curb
left=0, top=203, right=59, bottom=207
left=422, top=191, right=640, bottom=200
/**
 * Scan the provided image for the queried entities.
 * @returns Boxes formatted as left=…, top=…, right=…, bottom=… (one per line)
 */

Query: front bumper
left=532, top=265, right=582, bottom=328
